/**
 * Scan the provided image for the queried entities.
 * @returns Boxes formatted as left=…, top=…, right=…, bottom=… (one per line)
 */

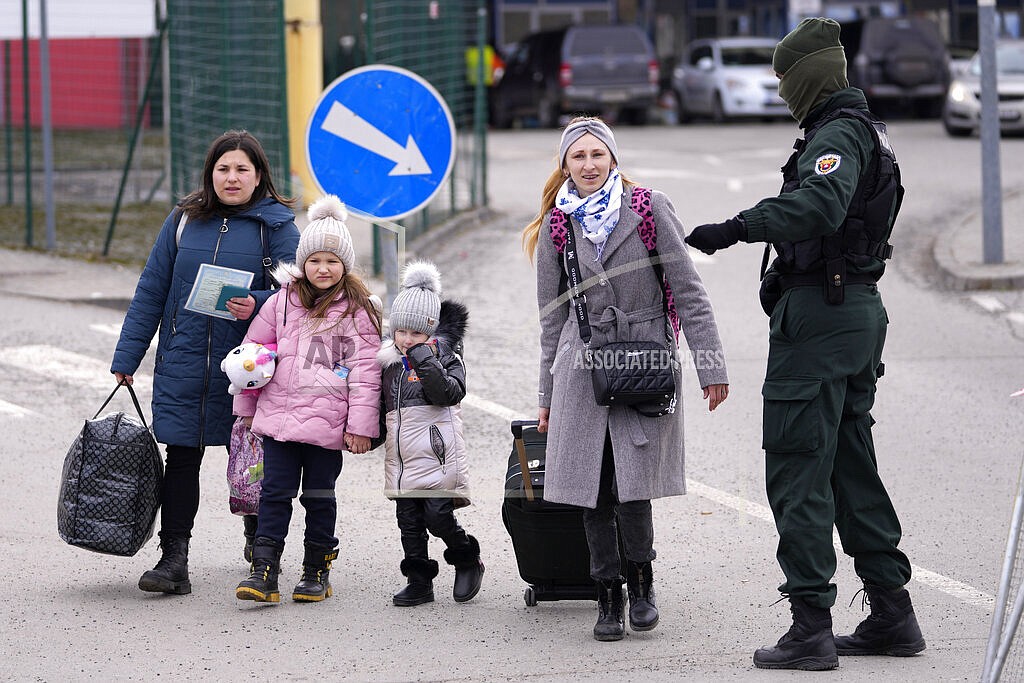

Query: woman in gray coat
left=522, top=117, right=729, bottom=641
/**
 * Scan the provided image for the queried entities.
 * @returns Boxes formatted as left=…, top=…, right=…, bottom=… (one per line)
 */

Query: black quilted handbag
left=57, top=382, right=163, bottom=556
left=588, top=341, right=676, bottom=415
left=561, top=212, right=678, bottom=417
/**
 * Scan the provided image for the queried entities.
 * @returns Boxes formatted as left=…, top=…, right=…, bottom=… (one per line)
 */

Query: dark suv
left=491, top=24, right=659, bottom=128
left=840, top=17, right=950, bottom=117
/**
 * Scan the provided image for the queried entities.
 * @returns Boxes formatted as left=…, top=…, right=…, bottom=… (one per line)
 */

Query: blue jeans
left=255, top=437, right=344, bottom=549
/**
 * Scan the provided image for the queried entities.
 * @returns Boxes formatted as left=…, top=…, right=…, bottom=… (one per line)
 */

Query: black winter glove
left=684, top=216, right=747, bottom=255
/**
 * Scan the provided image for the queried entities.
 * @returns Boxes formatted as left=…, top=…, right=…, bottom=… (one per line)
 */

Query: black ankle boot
left=753, top=596, right=839, bottom=670
left=292, top=546, right=338, bottom=603
left=593, top=579, right=625, bottom=641
left=393, top=558, right=438, bottom=607
left=626, top=561, right=659, bottom=631
left=443, top=535, right=485, bottom=603
left=242, top=515, right=258, bottom=563
left=138, top=533, right=191, bottom=595
left=834, top=584, right=926, bottom=656
left=235, top=540, right=283, bottom=603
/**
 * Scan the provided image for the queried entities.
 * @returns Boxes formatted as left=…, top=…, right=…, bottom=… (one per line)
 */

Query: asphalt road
left=1, top=120, right=1023, bottom=682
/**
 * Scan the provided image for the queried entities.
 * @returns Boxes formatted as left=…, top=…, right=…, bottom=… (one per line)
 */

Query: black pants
left=582, top=433, right=656, bottom=581
left=395, top=498, right=471, bottom=560
left=159, top=445, right=206, bottom=538
left=256, top=437, right=344, bottom=549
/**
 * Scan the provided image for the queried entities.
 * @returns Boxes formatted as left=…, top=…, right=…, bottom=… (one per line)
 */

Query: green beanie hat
left=773, top=17, right=850, bottom=123
left=773, top=17, right=843, bottom=75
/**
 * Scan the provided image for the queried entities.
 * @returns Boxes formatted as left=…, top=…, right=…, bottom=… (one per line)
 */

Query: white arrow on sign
left=320, top=101, right=431, bottom=176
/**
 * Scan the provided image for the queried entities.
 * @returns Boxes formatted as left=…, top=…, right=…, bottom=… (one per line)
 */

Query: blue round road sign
left=305, top=65, right=456, bottom=221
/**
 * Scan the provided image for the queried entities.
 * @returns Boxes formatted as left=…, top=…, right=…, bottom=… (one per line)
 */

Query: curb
left=407, top=205, right=500, bottom=257
left=932, top=200, right=1024, bottom=291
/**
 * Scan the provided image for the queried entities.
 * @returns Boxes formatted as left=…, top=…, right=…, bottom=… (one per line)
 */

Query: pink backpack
left=549, top=186, right=680, bottom=338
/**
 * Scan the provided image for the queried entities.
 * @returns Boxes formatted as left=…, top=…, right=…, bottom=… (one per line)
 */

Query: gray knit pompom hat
left=389, top=260, right=442, bottom=336
left=296, top=194, right=356, bottom=271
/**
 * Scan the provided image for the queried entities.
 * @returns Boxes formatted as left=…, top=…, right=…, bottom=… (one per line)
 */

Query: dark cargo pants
left=762, top=285, right=912, bottom=609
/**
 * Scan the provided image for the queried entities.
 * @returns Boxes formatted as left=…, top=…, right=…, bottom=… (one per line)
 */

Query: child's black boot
left=292, top=545, right=338, bottom=603
left=444, top=534, right=485, bottom=603
left=235, top=539, right=283, bottom=603
left=242, top=514, right=258, bottom=563
left=393, top=558, right=438, bottom=606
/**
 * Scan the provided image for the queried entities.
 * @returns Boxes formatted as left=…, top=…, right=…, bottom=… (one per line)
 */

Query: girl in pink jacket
left=234, top=195, right=382, bottom=604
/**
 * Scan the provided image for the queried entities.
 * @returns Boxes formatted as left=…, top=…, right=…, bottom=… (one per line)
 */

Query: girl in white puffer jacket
left=377, top=261, right=484, bottom=607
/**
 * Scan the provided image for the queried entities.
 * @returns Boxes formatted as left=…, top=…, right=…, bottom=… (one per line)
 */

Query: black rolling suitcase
left=501, top=419, right=598, bottom=606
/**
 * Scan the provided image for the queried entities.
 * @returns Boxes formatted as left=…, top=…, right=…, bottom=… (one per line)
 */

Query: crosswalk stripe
left=0, top=398, right=35, bottom=418
left=0, top=345, right=152, bottom=393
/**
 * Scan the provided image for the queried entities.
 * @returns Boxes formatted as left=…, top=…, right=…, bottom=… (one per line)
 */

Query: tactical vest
left=767, top=107, right=903, bottom=302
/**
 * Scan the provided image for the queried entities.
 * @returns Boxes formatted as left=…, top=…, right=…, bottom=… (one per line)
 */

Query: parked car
left=943, top=40, right=1024, bottom=137
left=671, top=37, right=789, bottom=123
left=839, top=17, right=950, bottom=117
left=491, top=24, right=659, bottom=128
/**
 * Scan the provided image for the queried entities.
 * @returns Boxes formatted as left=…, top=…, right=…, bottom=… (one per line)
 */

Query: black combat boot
left=138, top=533, right=191, bottom=595
left=235, top=540, right=283, bottom=603
left=292, top=545, right=339, bottom=603
left=593, top=579, right=625, bottom=642
left=242, top=515, right=258, bottom=563
left=834, top=584, right=926, bottom=656
left=753, top=596, right=839, bottom=670
left=393, top=558, right=439, bottom=606
left=443, top=535, right=485, bottom=603
left=625, top=560, right=659, bottom=631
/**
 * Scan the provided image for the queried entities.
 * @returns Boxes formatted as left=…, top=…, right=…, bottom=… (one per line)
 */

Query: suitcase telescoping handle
left=511, top=420, right=540, bottom=502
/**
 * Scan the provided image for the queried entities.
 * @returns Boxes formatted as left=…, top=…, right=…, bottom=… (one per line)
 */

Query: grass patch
left=0, top=202, right=171, bottom=267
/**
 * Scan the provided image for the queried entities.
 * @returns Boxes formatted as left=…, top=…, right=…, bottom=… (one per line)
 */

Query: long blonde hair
left=294, top=271, right=382, bottom=338
left=521, top=116, right=633, bottom=263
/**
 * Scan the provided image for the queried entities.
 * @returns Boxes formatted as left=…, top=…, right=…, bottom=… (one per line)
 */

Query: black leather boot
left=138, top=533, right=191, bottom=595
left=593, top=579, right=625, bottom=641
left=242, top=515, right=258, bottom=563
left=626, top=561, right=659, bottom=631
left=393, top=558, right=439, bottom=606
left=753, top=597, right=839, bottom=670
left=235, top=540, right=283, bottom=603
left=834, top=584, right=926, bottom=656
left=443, top=535, right=485, bottom=603
left=292, top=546, right=339, bottom=603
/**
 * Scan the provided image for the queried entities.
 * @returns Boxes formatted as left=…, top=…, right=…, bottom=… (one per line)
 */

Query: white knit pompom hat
left=296, top=194, right=355, bottom=271
left=389, top=260, right=442, bottom=336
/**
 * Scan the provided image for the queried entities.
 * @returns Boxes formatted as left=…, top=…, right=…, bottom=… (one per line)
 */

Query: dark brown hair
left=179, top=130, right=295, bottom=219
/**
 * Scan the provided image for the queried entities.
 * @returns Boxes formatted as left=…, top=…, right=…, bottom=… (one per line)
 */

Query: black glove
left=684, top=216, right=747, bottom=255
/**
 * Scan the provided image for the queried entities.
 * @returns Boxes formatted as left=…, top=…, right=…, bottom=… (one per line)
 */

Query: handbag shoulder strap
left=259, top=224, right=275, bottom=290
left=561, top=215, right=593, bottom=346
left=95, top=381, right=150, bottom=430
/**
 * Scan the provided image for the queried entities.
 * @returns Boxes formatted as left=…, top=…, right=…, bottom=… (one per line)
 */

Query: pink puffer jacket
left=233, top=281, right=382, bottom=451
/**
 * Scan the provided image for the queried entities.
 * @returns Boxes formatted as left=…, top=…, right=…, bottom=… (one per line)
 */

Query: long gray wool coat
left=535, top=186, right=729, bottom=508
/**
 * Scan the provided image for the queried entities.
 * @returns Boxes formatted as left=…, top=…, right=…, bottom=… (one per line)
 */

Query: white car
left=672, top=37, right=790, bottom=123
left=943, top=40, right=1024, bottom=137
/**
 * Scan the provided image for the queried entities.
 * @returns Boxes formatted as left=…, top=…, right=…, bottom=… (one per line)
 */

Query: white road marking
left=0, top=345, right=152, bottom=393
left=1006, top=312, right=1024, bottom=325
left=971, top=294, right=1007, bottom=313
left=0, top=399, right=35, bottom=418
left=89, top=323, right=122, bottom=336
left=466, top=395, right=995, bottom=607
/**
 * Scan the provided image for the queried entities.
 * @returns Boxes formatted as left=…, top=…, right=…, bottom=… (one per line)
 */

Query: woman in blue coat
left=111, top=130, right=300, bottom=595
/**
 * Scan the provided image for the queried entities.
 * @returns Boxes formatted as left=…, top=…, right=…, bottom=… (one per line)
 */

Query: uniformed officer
left=684, top=17, right=925, bottom=671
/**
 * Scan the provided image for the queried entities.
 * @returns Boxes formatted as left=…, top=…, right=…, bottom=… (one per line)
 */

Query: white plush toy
left=221, top=342, right=278, bottom=396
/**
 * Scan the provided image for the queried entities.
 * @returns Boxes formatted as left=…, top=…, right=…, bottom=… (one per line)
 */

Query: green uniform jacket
left=739, top=88, right=888, bottom=281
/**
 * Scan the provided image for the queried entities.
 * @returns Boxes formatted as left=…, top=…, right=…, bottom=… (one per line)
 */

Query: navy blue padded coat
left=111, top=198, right=299, bottom=447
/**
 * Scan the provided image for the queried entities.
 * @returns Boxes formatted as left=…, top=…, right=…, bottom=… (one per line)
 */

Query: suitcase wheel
left=524, top=586, right=537, bottom=607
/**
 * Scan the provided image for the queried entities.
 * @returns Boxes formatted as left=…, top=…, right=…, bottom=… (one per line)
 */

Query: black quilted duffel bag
left=57, top=381, right=163, bottom=556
